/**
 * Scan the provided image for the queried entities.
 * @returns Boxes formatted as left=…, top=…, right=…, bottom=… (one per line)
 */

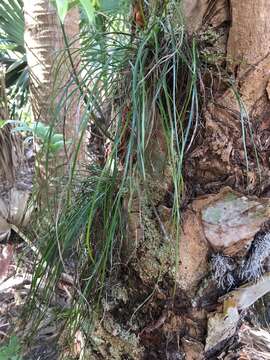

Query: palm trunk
left=23, top=0, right=82, bottom=159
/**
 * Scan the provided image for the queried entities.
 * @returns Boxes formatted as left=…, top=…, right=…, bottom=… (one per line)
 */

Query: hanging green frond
left=26, top=0, right=202, bottom=336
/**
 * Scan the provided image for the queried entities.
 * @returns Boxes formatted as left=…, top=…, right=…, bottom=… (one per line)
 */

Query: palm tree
left=23, top=0, right=82, bottom=162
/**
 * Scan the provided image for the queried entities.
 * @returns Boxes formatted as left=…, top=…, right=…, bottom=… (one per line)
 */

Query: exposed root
left=211, top=253, right=236, bottom=289
left=240, top=233, right=270, bottom=281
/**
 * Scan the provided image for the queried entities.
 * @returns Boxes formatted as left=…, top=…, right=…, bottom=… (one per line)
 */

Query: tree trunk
left=187, top=0, right=270, bottom=195
left=79, top=1, right=270, bottom=359
left=23, top=0, right=82, bottom=159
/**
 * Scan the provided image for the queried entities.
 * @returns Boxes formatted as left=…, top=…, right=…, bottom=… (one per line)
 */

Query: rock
left=200, top=187, right=270, bottom=256
left=177, top=208, right=209, bottom=294
left=205, top=306, right=240, bottom=354
left=177, top=187, right=270, bottom=294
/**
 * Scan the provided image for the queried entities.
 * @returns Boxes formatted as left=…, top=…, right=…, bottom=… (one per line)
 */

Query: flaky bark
left=187, top=0, right=270, bottom=195
left=180, top=0, right=270, bottom=358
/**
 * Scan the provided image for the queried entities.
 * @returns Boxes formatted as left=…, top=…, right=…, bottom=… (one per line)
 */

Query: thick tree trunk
left=181, top=0, right=270, bottom=357
left=23, top=1, right=82, bottom=156
left=187, top=0, right=270, bottom=195
left=81, top=1, right=270, bottom=359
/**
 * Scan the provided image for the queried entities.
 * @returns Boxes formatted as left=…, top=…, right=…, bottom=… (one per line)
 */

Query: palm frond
left=0, top=0, right=28, bottom=114
left=0, top=0, right=24, bottom=51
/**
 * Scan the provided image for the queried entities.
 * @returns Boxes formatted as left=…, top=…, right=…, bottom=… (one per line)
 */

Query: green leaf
left=51, top=133, right=64, bottom=143
left=100, top=0, right=121, bottom=11
left=0, top=120, right=7, bottom=128
left=79, top=0, right=95, bottom=23
left=55, top=0, right=69, bottom=23
left=31, top=122, right=50, bottom=139
left=0, top=336, right=22, bottom=360
left=50, top=140, right=65, bottom=153
left=69, top=0, right=80, bottom=8
left=0, top=44, right=17, bottom=51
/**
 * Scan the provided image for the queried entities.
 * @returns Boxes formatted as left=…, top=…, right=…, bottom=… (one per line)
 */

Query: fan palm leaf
left=0, top=0, right=28, bottom=113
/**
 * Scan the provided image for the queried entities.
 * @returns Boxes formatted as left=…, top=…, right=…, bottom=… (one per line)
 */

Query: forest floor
left=0, top=235, right=66, bottom=359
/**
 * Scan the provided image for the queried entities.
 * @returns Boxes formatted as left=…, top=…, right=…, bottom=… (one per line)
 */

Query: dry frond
left=0, top=71, right=32, bottom=240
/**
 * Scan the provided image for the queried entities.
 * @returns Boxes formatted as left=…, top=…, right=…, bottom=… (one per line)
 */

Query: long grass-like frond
left=26, top=0, right=202, bottom=335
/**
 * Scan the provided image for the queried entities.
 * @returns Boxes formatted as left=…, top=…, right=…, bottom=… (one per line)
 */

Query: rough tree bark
left=81, top=1, right=270, bottom=359
left=181, top=0, right=270, bottom=357
left=187, top=0, right=270, bottom=195
left=23, top=0, right=82, bottom=157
